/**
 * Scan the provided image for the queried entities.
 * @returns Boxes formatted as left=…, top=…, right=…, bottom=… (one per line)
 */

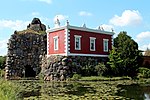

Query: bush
left=71, top=74, right=81, bottom=81
left=0, top=56, right=6, bottom=69
left=81, top=65, right=96, bottom=76
left=138, top=67, right=150, bottom=78
left=95, top=63, right=107, bottom=76
left=0, top=69, right=5, bottom=78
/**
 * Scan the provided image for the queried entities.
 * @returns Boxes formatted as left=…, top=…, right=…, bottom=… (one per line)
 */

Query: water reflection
left=144, top=93, right=150, bottom=100
left=41, top=82, right=96, bottom=96
left=117, top=84, right=150, bottom=100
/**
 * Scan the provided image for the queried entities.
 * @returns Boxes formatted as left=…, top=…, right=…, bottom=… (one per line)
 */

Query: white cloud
left=53, top=14, right=68, bottom=22
left=139, top=43, right=150, bottom=51
left=21, top=0, right=52, bottom=4
left=0, top=20, right=30, bottom=31
left=0, top=39, right=8, bottom=56
left=38, top=0, right=52, bottom=4
left=99, top=24, right=114, bottom=32
left=136, top=31, right=150, bottom=51
left=136, top=31, right=150, bottom=42
left=79, top=11, right=92, bottom=16
left=109, top=10, right=142, bottom=27
left=0, top=40, right=7, bottom=49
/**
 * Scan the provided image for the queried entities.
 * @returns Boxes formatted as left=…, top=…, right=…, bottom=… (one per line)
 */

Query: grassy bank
left=0, top=79, right=21, bottom=100
left=79, top=76, right=132, bottom=81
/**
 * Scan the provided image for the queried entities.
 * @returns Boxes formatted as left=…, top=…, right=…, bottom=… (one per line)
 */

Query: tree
left=108, top=31, right=142, bottom=77
left=0, top=56, right=6, bottom=69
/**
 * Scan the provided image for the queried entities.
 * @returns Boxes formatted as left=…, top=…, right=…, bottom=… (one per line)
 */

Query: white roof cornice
left=46, top=25, right=115, bottom=35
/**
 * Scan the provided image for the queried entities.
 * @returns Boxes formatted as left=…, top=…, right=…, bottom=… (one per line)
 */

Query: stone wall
left=43, top=55, right=108, bottom=81
left=5, top=18, right=47, bottom=79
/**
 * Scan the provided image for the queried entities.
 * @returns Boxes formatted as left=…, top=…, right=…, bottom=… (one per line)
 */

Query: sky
left=0, top=0, right=150, bottom=56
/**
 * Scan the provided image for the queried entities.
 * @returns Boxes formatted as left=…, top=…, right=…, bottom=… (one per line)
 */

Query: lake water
left=16, top=80, right=150, bottom=99
left=117, top=84, right=150, bottom=100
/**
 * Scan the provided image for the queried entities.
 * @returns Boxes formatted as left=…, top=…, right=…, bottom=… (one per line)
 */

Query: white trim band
left=68, top=53, right=108, bottom=57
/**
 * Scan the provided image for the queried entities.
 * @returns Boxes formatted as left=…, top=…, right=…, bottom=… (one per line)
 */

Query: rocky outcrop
left=27, top=18, right=46, bottom=32
left=5, top=18, right=47, bottom=79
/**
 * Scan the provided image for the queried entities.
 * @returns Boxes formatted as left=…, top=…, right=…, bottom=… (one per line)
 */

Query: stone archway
left=25, top=65, right=36, bottom=77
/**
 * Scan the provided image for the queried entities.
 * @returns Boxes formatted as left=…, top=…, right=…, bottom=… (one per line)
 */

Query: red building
left=47, top=19, right=114, bottom=57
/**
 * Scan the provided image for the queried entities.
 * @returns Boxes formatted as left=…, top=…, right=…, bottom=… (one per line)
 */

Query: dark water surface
left=16, top=80, right=150, bottom=99
left=117, top=84, right=150, bottom=100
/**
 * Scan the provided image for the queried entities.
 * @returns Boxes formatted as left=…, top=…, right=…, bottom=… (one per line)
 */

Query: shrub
left=0, top=69, right=5, bottom=78
left=71, top=74, right=81, bottom=81
left=95, top=63, right=107, bottom=76
left=0, top=56, right=6, bottom=69
left=81, top=65, right=96, bottom=76
left=138, top=67, right=150, bottom=78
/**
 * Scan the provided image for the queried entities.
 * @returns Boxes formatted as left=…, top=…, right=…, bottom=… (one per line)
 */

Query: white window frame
left=74, top=35, right=81, bottom=50
left=103, top=39, right=109, bottom=52
left=53, top=36, right=58, bottom=50
left=90, top=37, right=96, bottom=51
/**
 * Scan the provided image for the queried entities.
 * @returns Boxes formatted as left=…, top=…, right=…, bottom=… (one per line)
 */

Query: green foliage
left=0, top=79, right=21, bottom=100
left=79, top=58, right=99, bottom=76
left=108, top=31, right=141, bottom=77
left=138, top=67, right=150, bottom=78
left=37, top=71, right=44, bottom=81
left=0, top=56, right=6, bottom=69
left=81, top=65, right=96, bottom=76
left=80, top=76, right=131, bottom=81
left=72, top=74, right=81, bottom=81
left=18, top=29, right=46, bottom=34
left=95, top=63, right=107, bottom=76
left=79, top=60, right=108, bottom=76
left=0, top=69, right=5, bottom=78
left=39, top=30, right=47, bottom=34
left=108, top=47, right=124, bottom=75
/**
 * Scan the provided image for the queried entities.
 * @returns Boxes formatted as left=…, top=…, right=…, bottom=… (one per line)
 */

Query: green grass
left=79, top=76, right=132, bottom=81
left=17, top=29, right=46, bottom=34
left=0, top=79, right=21, bottom=100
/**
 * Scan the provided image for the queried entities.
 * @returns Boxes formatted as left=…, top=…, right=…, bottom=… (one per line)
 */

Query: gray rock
left=6, top=19, right=47, bottom=79
left=60, top=74, right=65, bottom=81
left=44, top=69, right=51, bottom=76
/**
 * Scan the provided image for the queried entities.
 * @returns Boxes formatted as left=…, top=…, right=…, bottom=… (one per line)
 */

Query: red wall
left=48, top=29, right=65, bottom=55
left=142, top=56, right=150, bottom=67
left=69, top=29, right=112, bottom=55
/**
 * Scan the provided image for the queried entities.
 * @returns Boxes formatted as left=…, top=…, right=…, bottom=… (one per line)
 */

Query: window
left=103, top=39, right=109, bottom=52
left=53, top=36, right=58, bottom=50
left=74, top=35, right=81, bottom=50
left=90, top=37, right=96, bottom=51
